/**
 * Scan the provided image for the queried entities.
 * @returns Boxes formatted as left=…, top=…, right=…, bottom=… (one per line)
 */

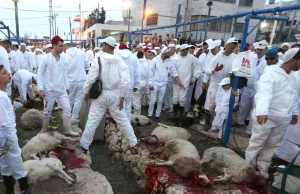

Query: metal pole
left=141, top=0, right=147, bottom=42
left=7, top=26, right=11, bottom=49
left=128, top=32, right=132, bottom=50
left=57, top=28, right=59, bottom=36
left=275, top=20, right=286, bottom=43
left=270, top=20, right=277, bottom=45
left=204, top=6, right=212, bottom=40
left=231, top=17, right=237, bottom=37
left=287, top=0, right=300, bottom=41
left=69, top=17, right=72, bottom=42
left=13, top=0, right=20, bottom=42
left=175, top=4, right=182, bottom=38
left=128, top=8, right=131, bottom=31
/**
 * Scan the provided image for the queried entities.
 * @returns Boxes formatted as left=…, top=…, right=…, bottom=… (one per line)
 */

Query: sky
left=0, top=0, right=123, bottom=39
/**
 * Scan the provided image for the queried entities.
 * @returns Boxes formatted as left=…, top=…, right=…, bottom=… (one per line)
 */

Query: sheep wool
left=151, top=126, right=191, bottom=143
left=130, top=114, right=151, bottom=126
left=20, top=108, right=43, bottom=130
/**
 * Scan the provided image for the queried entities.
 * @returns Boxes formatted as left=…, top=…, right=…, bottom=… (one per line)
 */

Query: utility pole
left=49, top=0, right=54, bottom=39
left=175, top=4, right=182, bottom=38
left=128, top=8, right=131, bottom=31
left=12, top=0, right=20, bottom=42
left=287, top=0, right=300, bottom=41
left=204, top=0, right=213, bottom=41
left=69, top=17, right=72, bottom=42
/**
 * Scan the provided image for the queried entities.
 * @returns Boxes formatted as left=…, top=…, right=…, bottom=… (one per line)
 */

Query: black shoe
left=2, top=176, right=14, bottom=194
left=155, top=117, right=160, bottom=122
left=18, top=177, right=34, bottom=194
left=76, top=142, right=88, bottom=154
left=203, top=113, right=212, bottom=131
left=245, top=120, right=250, bottom=126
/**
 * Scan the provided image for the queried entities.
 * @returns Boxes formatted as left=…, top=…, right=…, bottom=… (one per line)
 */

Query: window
left=238, top=0, right=253, bottom=7
left=235, top=22, right=244, bottom=32
left=212, top=0, right=236, bottom=4
left=199, top=15, right=232, bottom=32
left=285, top=20, right=297, bottom=26
left=190, top=15, right=200, bottom=31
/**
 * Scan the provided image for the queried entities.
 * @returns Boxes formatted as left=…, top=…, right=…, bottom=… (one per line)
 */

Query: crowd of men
left=0, top=32, right=300, bottom=194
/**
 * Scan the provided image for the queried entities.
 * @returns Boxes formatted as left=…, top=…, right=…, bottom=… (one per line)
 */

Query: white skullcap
left=180, top=44, right=189, bottom=50
left=43, top=44, right=52, bottom=49
left=161, top=47, right=171, bottom=54
left=35, top=48, right=43, bottom=52
left=226, top=37, right=238, bottom=44
left=100, top=36, right=117, bottom=47
left=154, top=47, right=160, bottom=50
left=193, top=48, right=200, bottom=55
left=12, top=41, right=18, bottom=46
left=219, top=77, right=231, bottom=86
left=282, top=42, right=291, bottom=48
left=173, top=39, right=178, bottom=41
left=94, top=47, right=100, bottom=50
left=148, top=49, right=157, bottom=56
left=255, top=40, right=268, bottom=49
left=207, top=40, right=221, bottom=50
left=168, top=43, right=175, bottom=48
left=282, top=48, right=300, bottom=63
left=205, top=39, right=214, bottom=45
left=175, top=44, right=181, bottom=49
left=20, top=43, right=26, bottom=47
left=147, top=43, right=152, bottom=46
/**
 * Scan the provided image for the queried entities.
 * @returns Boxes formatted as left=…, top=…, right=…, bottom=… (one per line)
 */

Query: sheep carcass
left=141, top=124, right=190, bottom=144
left=149, top=139, right=212, bottom=187
left=22, top=131, right=75, bottom=161
left=20, top=109, right=43, bottom=130
left=202, top=147, right=266, bottom=187
left=175, top=105, right=203, bottom=127
left=131, top=114, right=151, bottom=126
left=22, top=151, right=74, bottom=184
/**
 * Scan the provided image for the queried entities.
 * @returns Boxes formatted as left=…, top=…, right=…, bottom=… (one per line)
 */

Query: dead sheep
left=22, top=131, right=75, bottom=161
left=13, top=101, right=23, bottom=110
left=20, top=109, right=43, bottom=130
left=22, top=151, right=75, bottom=184
left=149, top=139, right=212, bottom=187
left=175, top=105, right=203, bottom=127
left=141, top=123, right=191, bottom=144
left=201, top=147, right=266, bottom=187
left=131, top=114, right=151, bottom=126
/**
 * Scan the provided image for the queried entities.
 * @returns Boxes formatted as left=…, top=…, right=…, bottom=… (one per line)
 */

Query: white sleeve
left=119, top=61, right=130, bottom=98
left=148, top=59, right=156, bottom=86
left=169, top=62, right=178, bottom=78
left=215, top=86, right=222, bottom=106
left=83, top=57, right=100, bottom=94
left=84, top=53, right=90, bottom=70
left=63, top=61, right=69, bottom=90
left=205, top=56, right=217, bottom=76
left=29, top=53, right=35, bottom=71
left=0, top=97, right=15, bottom=140
left=37, top=56, right=46, bottom=91
left=192, top=56, right=201, bottom=79
left=133, top=57, right=140, bottom=89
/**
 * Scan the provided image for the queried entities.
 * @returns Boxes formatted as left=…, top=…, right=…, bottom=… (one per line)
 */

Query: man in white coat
left=116, top=43, right=140, bottom=120
left=172, top=44, right=201, bottom=118
left=20, top=43, right=35, bottom=72
left=148, top=47, right=184, bottom=120
left=0, top=39, right=12, bottom=96
left=13, top=69, right=37, bottom=103
left=203, top=38, right=238, bottom=130
left=80, top=36, right=138, bottom=154
left=245, top=48, right=300, bottom=179
left=38, top=36, right=79, bottom=136
left=64, top=43, right=90, bottom=124
left=12, top=42, right=23, bottom=71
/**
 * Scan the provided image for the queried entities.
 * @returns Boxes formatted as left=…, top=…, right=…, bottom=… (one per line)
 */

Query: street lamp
left=204, top=0, right=213, bottom=40
left=124, top=1, right=132, bottom=32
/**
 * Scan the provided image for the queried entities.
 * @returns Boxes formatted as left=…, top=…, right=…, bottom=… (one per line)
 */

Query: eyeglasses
left=265, top=57, right=276, bottom=60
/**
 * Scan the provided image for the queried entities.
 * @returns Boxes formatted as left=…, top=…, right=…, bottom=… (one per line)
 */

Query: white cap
left=208, top=39, right=221, bottom=50
left=175, top=44, right=181, bottom=49
left=168, top=43, right=175, bottom=48
left=147, top=43, right=152, bottom=46
left=188, top=45, right=195, bottom=48
left=282, top=42, right=291, bottom=48
left=205, top=39, right=214, bottom=46
left=282, top=48, right=300, bottom=63
left=94, top=47, right=100, bottom=50
left=180, top=44, right=189, bottom=50
left=35, top=48, right=43, bottom=52
left=20, top=43, right=26, bottom=47
left=173, top=39, right=178, bottom=42
left=137, top=43, right=143, bottom=48
left=143, top=46, right=147, bottom=49
left=100, top=36, right=117, bottom=47
left=43, top=44, right=52, bottom=49
left=255, top=40, right=268, bottom=49
left=161, top=47, right=171, bottom=54
left=219, top=77, right=231, bottom=86
left=148, top=50, right=157, bottom=56
left=196, top=42, right=203, bottom=47
left=154, top=47, right=160, bottom=50
left=142, top=43, right=146, bottom=46
left=193, top=48, right=200, bottom=55
left=12, top=41, right=18, bottom=46
left=226, top=37, right=238, bottom=44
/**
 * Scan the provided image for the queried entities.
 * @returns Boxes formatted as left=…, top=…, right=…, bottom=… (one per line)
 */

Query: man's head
left=168, top=44, right=176, bottom=55
left=265, top=48, right=278, bottom=65
left=255, top=40, right=268, bottom=57
left=161, top=47, right=171, bottom=59
left=219, top=77, right=231, bottom=90
left=137, top=51, right=144, bottom=59
left=119, top=43, right=128, bottom=50
left=137, top=43, right=143, bottom=52
left=282, top=48, right=300, bottom=71
left=43, top=44, right=53, bottom=54
left=189, top=45, right=195, bottom=54
left=100, top=36, right=117, bottom=53
left=224, top=37, right=238, bottom=55
left=234, top=44, right=240, bottom=54
left=12, top=42, right=19, bottom=51
left=51, top=36, right=64, bottom=54
left=180, top=44, right=189, bottom=57
left=208, top=39, right=222, bottom=55
left=0, top=39, right=11, bottom=53
left=35, top=49, right=42, bottom=55
left=281, top=42, right=290, bottom=53
left=148, top=50, right=157, bottom=60
left=20, top=43, right=27, bottom=53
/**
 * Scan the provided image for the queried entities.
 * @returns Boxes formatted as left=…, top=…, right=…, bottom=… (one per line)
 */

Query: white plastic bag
left=232, top=50, right=252, bottom=78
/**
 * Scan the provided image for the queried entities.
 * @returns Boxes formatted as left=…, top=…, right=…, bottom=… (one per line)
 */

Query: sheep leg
left=30, top=153, right=40, bottom=160
left=154, top=160, right=174, bottom=166
left=56, top=169, right=75, bottom=184
left=57, top=174, right=73, bottom=184
left=214, top=168, right=231, bottom=183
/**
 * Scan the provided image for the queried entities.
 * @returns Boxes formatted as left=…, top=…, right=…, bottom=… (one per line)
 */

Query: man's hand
left=149, top=86, right=154, bottom=91
left=133, top=88, right=137, bottom=92
left=214, top=63, right=224, bottom=72
left=84, top=94, right=89, bottom=103
left=118, top=97, right=125, bottom=110
left=257, top=115, right=268, bottom=125
left=232, top=90, right=239, bottom=97
left=66, top=89, right=70, bottom=95
left=39, top=90, right=45, bottom=99
left=291, top=115, right=298, bottom=125
left=0, top=139, right=13, bottom=157
left=202, top=83, right=207, bottom=90
left=179, top=82, right=185, bottom=90
left=190, top=77, right=197, bottom=85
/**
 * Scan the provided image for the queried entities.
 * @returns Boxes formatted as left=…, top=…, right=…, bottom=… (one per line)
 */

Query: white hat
left=282, top=48, right=300, bottom=63
left=161, top=47, right=171, bottom=54
left=147, top=43, right=152, bottom=46
left=173, top=39, right=178, bottom=42
left=193, top=48, right=200, bottom=55
left=208, top=39, right=221, bottom=50
left=205, top=39, right=214, bottom=45
left=148, top=49, right=157, bottom=56
left=100, top=36, right=117, bottom=47
left=142, top=43, right=146, bottom=46
left=35, top=48, right=43, bottom=52
left=27, top=46, right=34, bottom=49
left=154, top=47, right=160, bottom=50
left=143, top=46, right=147, bottom=49
left=180, top=44, right=189, bottom=50
left=196, top=42, right=203, bottom=47
left=20, top=43, right=26, bottom=47
left=175, top=44, right=181, bottom=49
left=137, top=43, right=143, bottom=48
left=255, top=40, right=268, bottom=49
left=226, top=37, right=238, bottom=44
left=94, top=47, right=100, bottom=50
left=168, top=43, right=175, bottom=48
left=219, top=77, right=231, bottom=86
left=12, top=41, right=18, bottom=46
left=282, top=42, right=291, bottom=48
left=43, top=44, right=52, bottom=49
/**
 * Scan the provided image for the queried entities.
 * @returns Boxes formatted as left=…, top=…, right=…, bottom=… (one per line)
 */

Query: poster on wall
left=146, top=13, right=158, bottom=26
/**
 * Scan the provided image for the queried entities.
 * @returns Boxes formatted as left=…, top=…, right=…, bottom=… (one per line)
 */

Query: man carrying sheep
left=37, top=36, right=79, bottom=136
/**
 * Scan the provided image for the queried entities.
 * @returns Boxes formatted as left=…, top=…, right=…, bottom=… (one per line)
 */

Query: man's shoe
left=130, top=144, right=141, bottom=155
left=155, top=117, right=160, bottom=122
left=239, top=132, right=251, bottom=138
